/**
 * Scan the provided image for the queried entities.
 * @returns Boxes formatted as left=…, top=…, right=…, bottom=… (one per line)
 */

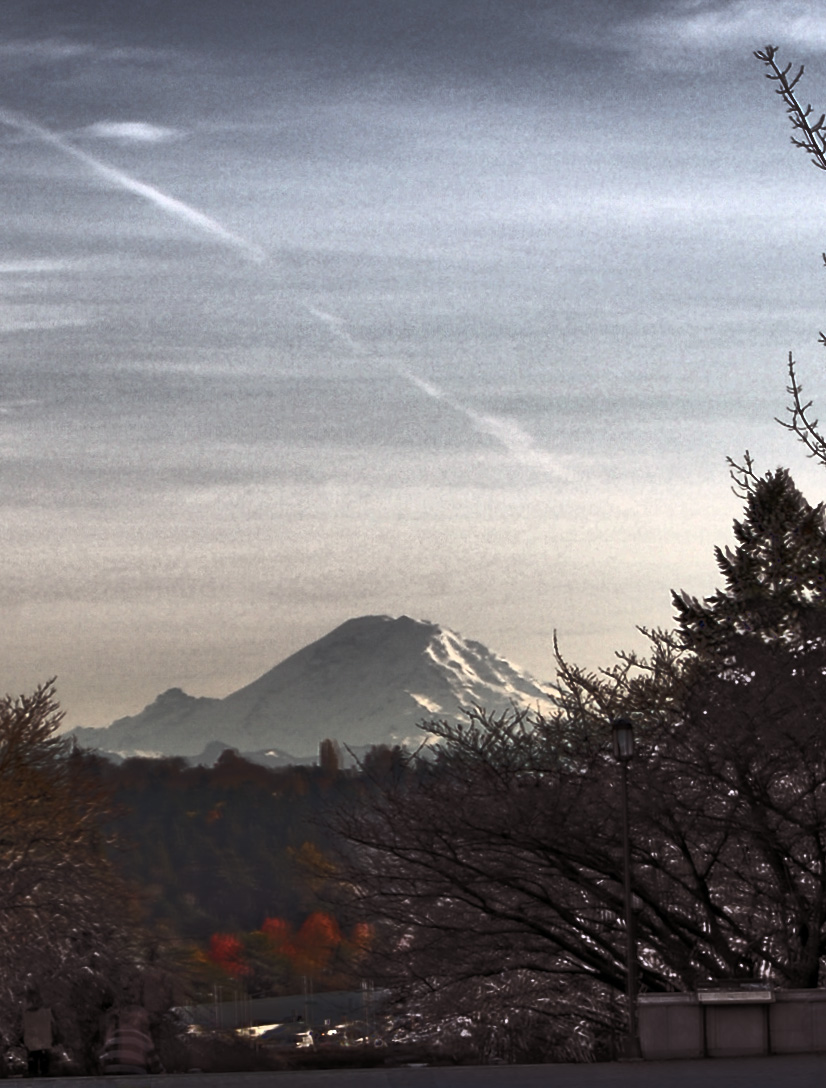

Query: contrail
left=276, top=299, right=563, bottom=473
left=303, top=305, right=367, bottom=355
left=399, top=368, right=565, bottom=475
left=1, top=105, right=560, bottom=472
left=310, top=308, right=564, bottom=474
left=0, top=107, right=266, bottom=262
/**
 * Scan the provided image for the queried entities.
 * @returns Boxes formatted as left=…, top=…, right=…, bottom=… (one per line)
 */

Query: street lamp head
left=612, top=717, right=635, bottom=762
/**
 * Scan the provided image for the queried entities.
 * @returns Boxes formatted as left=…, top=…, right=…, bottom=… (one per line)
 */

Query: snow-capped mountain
left=71, top=615, right=555, bottom=761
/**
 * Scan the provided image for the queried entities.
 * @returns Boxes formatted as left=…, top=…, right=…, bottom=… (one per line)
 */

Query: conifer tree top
left=673, top=458, right=826, bottom=652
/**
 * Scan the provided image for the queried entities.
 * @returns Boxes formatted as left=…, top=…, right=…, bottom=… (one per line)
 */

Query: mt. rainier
left=71, top=615, right=555, bottom=761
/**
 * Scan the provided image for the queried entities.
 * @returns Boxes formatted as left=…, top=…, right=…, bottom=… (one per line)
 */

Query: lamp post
left=612, top=716, right=642, bottom=1060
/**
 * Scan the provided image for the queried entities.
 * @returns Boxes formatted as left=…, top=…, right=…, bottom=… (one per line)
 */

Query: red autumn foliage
left=207, top=932, right=251, bottom=978
left=261, top=916, right=295, bottom=956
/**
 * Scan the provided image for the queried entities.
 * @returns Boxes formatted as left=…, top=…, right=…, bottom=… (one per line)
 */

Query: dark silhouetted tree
left=329, top=464, right=826, bottom=1060
left=755, top=46, right=826, bottom=465
left=0, top=683, right=146, bottom=1064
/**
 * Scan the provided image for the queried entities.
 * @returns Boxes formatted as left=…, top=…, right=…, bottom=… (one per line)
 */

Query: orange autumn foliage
left=293, top=911, right=342, bottom=972
left=350, top=921, right=373, bottom=952
left=261, top=911, right=344, bottom=974
left=260, top=916, right=295, bottom=955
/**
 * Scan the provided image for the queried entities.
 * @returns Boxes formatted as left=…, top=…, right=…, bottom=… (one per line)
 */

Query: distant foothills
left=69, top=615, right=555, bottom=763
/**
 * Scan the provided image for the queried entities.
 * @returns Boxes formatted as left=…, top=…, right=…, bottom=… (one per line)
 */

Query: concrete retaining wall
left=638, top=989, right=826, bottom=1060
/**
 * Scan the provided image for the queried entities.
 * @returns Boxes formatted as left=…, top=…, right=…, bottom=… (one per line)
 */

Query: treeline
left=97, top=748, right=347, bottom=937
left=0, top=683, right=409, bottom=1064
left=78, top=743, right=406, bottom=998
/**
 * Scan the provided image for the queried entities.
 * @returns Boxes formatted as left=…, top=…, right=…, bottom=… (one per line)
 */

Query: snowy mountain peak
left=71, top=615, right=555, bottom=761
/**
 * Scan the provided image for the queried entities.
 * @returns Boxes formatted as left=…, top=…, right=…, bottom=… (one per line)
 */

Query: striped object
left=100, top=1027, right=162, bottom=1074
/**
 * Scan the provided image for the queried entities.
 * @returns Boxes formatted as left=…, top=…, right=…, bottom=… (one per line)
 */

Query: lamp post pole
left=612, top=717, right=642, bottom=1061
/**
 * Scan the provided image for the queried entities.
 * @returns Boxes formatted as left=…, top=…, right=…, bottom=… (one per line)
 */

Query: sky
left=5, top=0, right=826, bottom=729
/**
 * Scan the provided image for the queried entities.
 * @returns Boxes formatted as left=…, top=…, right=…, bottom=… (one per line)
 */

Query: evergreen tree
left=667, top=459, right=826, bottom=987
left=673, top=456, right=826, bottom=651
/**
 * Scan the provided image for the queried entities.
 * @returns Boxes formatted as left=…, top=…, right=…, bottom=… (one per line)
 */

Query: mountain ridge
left=70, top=615, right=554, bottom=762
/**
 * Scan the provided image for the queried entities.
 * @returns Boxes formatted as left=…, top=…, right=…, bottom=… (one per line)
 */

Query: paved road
left=22, top=1054, right=826, bottom=1087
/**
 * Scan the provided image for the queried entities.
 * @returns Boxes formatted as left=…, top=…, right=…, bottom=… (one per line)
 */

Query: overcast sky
left=5, top=0, right=826, bottom=728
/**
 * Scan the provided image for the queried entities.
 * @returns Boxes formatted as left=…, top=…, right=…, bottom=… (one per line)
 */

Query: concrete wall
left=637, top=993, right=704, bottom=1060
left=638, top=989, right=826, bottom=1060
left=771, top=989, right=826, bottom=1054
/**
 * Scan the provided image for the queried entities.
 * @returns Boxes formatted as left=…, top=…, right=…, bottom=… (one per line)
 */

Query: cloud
left=0, top=37, right=171, bottom=65
left=0, top=312, right=89, bottom=334
left=624, top=0, right=826, bottom=58
left=82, top=121, right=183, bottom=144
left=0, top=104, right=563, bottom=475
left=0, top=37, right=92, bottom=61
left=543, top=1, right=826, bottom=68
left=0, top=399, right=40, bottom=415
left=0, top=259, right=82, bottom=274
